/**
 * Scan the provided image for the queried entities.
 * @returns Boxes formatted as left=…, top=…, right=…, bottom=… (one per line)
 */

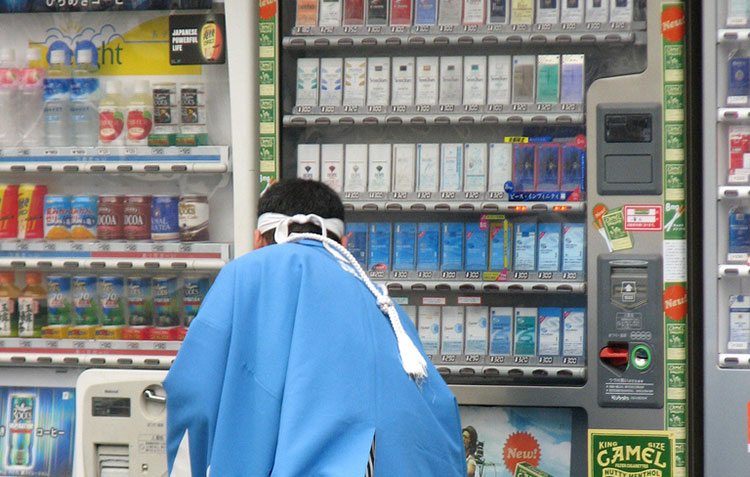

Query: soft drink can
left=153, top=276, right=180, bottom=327
left=152, top=82, right=178, bottom=129
left=46, top=275, right=72, bottom=326
left=43, top=195, right=71, bottom=240
left=123, top=195, right=152, bottom=241
left=99, top=276, right=125, bottom=326
left=18, top=184, right=47, bottom=239
left=7, top=394, right=35, bottom=467
left=126, top=276, right=152, bottom=326
left=151, top=195, right=179, bottom=241
left=178, top=194, right=209, bottom=241
left=0, top=184, right=19, bottom=239
left=180, top=83, right=206, bottom=124
left=97, top=195, right=124, bottom=240
left=72, top=275, right=98, bottom=325
left=70, top=195, right=98, bottom=240
left=183, top=276, right=209, bottom=327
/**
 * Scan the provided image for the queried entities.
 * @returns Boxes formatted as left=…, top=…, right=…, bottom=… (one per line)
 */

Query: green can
left=46, top=276, right=73, bottom=326
left=99, top=276, right=126, bottom=326
left=72, top=276, right=99, bottom=326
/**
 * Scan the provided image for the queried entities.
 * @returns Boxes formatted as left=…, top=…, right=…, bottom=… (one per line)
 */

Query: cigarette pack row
left=296, top=54, right=585, bottom=108
left=345, top=220, right=586, bottom=273
left=296, top=0, right=633, bottom=28
left=402, top=304, right=586, bottom=358
left=298, top=142, right=584, bottom=195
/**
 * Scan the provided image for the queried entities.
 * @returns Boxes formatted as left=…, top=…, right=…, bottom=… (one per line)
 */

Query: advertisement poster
left=459, top=406, right=572, bottom=477
left=0, top=387, right=76, bottom=476
left=588, top=429, right=674, bottom=477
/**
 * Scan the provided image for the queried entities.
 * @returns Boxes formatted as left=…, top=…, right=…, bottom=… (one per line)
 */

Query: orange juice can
left=18, top=184, right=47, bottom=239
left=0, top=185, right=19, bottom=239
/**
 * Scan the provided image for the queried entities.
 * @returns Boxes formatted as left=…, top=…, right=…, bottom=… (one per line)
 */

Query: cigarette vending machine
left=0, top=2, right=255, bottom=476
left=702, top=0, right=750, bottom=474
left=271, top=0, right=692, bottom=475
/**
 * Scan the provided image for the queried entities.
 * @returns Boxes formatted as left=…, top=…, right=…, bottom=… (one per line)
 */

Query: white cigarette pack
left=441, top=306, right=465, bottom=355
left=609, top=0, right=632, bottom=24
left=487, top=55, right=512, bottom=105
left=367, top=57, right=391, bottom=106
left=417, top=143, right=440, bottom=192
left=321, top=143, right=344, bottom=192
left=464, top=143, right=488, bottom=192
left=296, top=58, right=320, bottom=106
left=344, top=144, right=368, bottom=192
left=391, top=57, right=416, bottom=106
left=392, top=143, right=416, bottom=192
left=368, top=144, right=392, bottom=192
left=297, top=144, right=321, bottom=181
left=319, top=57, right=343, bottom=106
left=585, top=0, right=608, bottom=24
left=512, top=55, right=536, bottom=104
left=439, top=56, right=463, bottom=105
left=488, top=143, right=513, bottom=192
left=463, top=56, right=487, bottom=105
left=344, top=57, right=367, bottom=106
left=560, top=0, right=584, bottom=23
left=418, top=306, right=441, bottom=355
left=319, top=0, right=342, bottom=26
left=536, top=0, right=559, bottom=24
left=440, top=143, right=463, bottom=192
left=415, top=56, right=440, bottom=105
left=465, top=306, right=489, bottom=355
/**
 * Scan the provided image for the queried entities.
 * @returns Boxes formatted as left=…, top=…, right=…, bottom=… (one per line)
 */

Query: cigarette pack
left=729, top=295, right=750, bottom=350
left=728, top=0, right=750, bottom=27
left=463, top=56, right=487, bottom=105
left=343, top=0, right=366, bottom=25
left=417, top=143, right=440, bottom=192
left=538, top=307, right=562, bottom=356
left=366, top=0, right=389, bottom=24
left=440, top=143, right=464, bottom=192
left=418, top=306, right=441, bottom=355
left=536, top=222, right=561, bottom=272
left=439, top=56, right=463, bottom=105
left=729, top=126, right=750, bottom=170
left=393, top=222, right=417, bottom=270
left=368, top=222, right=392, bottom=270
left=560, top=54, right=585, bottom=104
left=345, top=222, right=369, bottom=268
left=609, top=0, right=632, bottom=24
left=487, top=55, right=512, bottom=105
left=319, top=0, right=342, bottom=26
left=417, top=222, right=441, bottom=270
left=510, top=0, right=534, bottom=24
left=560, top=0, right=583, bottom=23
left=391, top=57, right=416, bottom=106
left=729, top=211, right=750, bottom=254
left=489, top=219, right=511, bottom=271
left=321, top=143, right=345, bottom=192
left=487, top=0, right=508, bottom=24
left=488, top=143, right=513, bottom=192
left=514, top=307, right=538, bottom=356
left=344, top=144, right=368, bottom=192
left=402, top=304, right=417, bottom=327
left=513, top=143, right=536, bottom=192
left=728, top=58, right=750, bottom=106
left=465, top=222, right=489, bottom=271
left=536, top=0, right=559, bottom=24
left=464, top=143, right=488, bottom=192
left=392, top=144, right=416, bottom=192
left=415, top=57, right=440, bottom=105
left=562, top=308, right=585, bottom=356
left=415, top=0, right=438, bottom=24
left=296, top=58, right=319, bottom=106
left=368, top=143, right=392, bottom=192
left=561, top=144, right=583, bottom=191
left=438, top=0, right=463, bottom=24
left=319, top=58, right=343, bottom=106
left=513, top=222, right=537, bottom=271
left=585, top=0, right=608, bottom=24
left=536, top=54, right=560, bottom=104
left=367, top=57, right=391, bottom=106
left=441, top=306, right=465, bottom=355
left=463, top=0, right=486, bottom=24
left=512, top=55, right=536, bottom=104
left=296, top=0, right=319, bottom=25
left=441, top=223, right=465, bottom=271
left=390, top=0, right=413, bottom=24
left=343, top=57, right=367, bottom=106
left=561, top=223, right=585, bottom=272
left=490, top=307, right=513, bottom=355
left=536, top=143, right=561, bottom=191
left=297, top=144, right=321, bottom=181
left=465, top=306, right=489, bottom=354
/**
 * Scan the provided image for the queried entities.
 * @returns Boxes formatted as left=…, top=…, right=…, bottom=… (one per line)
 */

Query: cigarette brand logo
left=663, top=284, right=687, bottom=321
left=661, top=6, right=685, bottom=43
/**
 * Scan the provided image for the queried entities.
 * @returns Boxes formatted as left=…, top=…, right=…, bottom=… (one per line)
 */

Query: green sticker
left=665, top=164, right=685, bottom=201
left=589, top=430, right=674, bottom=477
left=664, top=123, right=685, bottom=163
left=667, top=323, right=687, bottom=350
left=667, top=363, right=686, bottom=389
left=602, top=207, right=633, bottom=251
left=664, top=84, right=685, bottom=122
left=259, top=22, right=275, bottom=47
left=667, top=403, right=686, bottom=429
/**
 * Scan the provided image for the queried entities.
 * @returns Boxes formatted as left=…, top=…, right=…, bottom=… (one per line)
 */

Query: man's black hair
left=258, top=179, right=345, bottom=244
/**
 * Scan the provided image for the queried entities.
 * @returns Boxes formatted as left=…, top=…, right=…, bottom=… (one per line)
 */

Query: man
left=164, top=179, right=466, bottom=476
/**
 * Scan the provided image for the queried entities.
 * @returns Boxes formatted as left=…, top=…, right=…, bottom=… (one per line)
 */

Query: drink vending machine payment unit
left=271, top=0, right=690, bottom=474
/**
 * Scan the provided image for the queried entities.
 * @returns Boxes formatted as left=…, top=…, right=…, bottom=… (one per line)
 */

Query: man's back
left=165, top=239, right=466, bottom=476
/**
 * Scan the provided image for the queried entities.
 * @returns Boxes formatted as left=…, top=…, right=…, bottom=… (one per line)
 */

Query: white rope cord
left=266, top=213, right=428, bottom=381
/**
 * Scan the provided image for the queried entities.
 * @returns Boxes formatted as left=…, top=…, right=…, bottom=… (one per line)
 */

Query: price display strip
left=343, top=197, right=585, bottom=213
left=434, top=363, right=586, bottom=385
left=379, top=273, right=586, bottom=294
left=0, top=338, right=180, bottom=369
left=0, top=146, right=229, bottom=173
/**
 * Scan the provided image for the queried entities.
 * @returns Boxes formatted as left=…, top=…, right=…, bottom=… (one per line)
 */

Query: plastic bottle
left=0, top=48, right=19, bottom=147
left=99, top=80, right=125, bottom=146
left=0, top=271, right=20, bottom=337
left=43, top=49, right=71, bottom=147
left=71, top=48, right=100, bottom=147
left=18, top=272, right=46, bottom=338
left=19, top=48, right=45, bottom=147
left=126, top=79, right=153, bottom=146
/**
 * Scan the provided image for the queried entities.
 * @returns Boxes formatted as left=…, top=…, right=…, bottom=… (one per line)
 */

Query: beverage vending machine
left=270, top=0, right=693, bottom=475
left=0, top=1, right=255, bottom=475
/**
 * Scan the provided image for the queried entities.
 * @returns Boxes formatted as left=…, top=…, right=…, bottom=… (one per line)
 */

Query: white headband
left=257, top=212, right=345, bottom=243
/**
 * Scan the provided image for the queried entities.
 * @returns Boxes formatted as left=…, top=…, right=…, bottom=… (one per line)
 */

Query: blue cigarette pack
left=562, top=223, right=585, bottom=272
left=465, top=222, right=488, bottom=271
left=513, top=144, right=536, bottom=192
left=393, top=222, right=417, bottom=270
left=729, top=211, right=750, bottom=254
left=490, top=307, right=513, bottom=355
left=536, top=144, right=561, bottom=191
left=414, top=0, right=438, bottom=24
left=538, top=307, right=562, bottom=356
left=729, top=57, right=750, bottom=104
left=345, top=222, right=368, bottom=269
left=441, top=223, right=465, bottom=271
left=417, top=222, right=441, bottom=270
left=561, top=144, right=584, bottom=191
left=489, top=219, right=511, bottom=271
left=513, top=222, right=537, bottom=271
left=537, top=222, right=561, bottom=272
left=368, top=223, right=392, bottom=271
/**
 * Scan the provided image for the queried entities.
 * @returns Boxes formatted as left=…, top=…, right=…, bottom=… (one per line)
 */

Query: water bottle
left=43, top=49, right=71, bottom=147
left=19, top=48, right=44, bottom=147
left=0, top=48, right=19, bottom=147
left=71, top=48, right=99, bottom=147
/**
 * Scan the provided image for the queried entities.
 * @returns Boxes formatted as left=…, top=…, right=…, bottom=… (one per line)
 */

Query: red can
left=97, top=196, right=125, bottom=240
left=0, top=185, right=18, bottom=239
left=123, top=195, right=152, bottom=241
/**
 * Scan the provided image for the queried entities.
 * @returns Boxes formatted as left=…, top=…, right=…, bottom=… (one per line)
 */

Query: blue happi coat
left=164, top=240, right=466, bottom=476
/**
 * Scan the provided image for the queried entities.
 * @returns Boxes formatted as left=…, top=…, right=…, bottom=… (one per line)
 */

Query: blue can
left=71, top=195, right=98, bottom=240
left=46, top=276, right=71, bottom=326
left=730, top=212, right=750, bottom=254
left=153, top=276, right=180, bottom=327
left=151, top=195, right=180, bottom=241
left=72, top=276, right=98, bottom=326
left=182, top=276, right=209, bottom=327
left=43, top=195, right=71, bottom=240
left=98, top=276, right=125, bottom=326
left=126, top=277, right=152, bottom=327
